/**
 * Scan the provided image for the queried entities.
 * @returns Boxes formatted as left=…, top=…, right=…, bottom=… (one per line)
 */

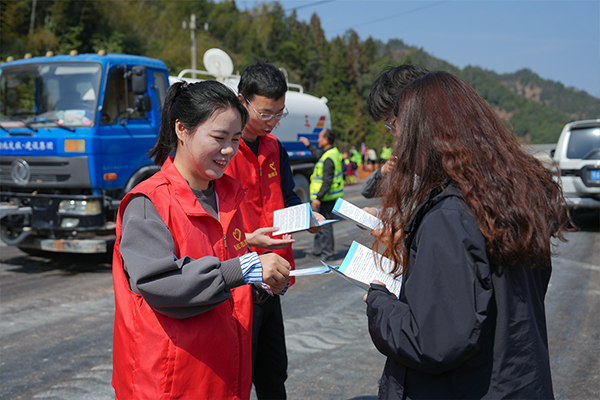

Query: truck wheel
left=293, top=174, right=310, bottom=204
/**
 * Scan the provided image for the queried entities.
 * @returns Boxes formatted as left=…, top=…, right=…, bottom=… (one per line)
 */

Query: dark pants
left=314, top=199, right=336, bottom=258
left=252, top=295, right=287, bottom=400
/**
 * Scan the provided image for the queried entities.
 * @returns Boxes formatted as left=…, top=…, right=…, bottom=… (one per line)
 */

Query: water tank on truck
left=170, top=48, right=331, bottom=203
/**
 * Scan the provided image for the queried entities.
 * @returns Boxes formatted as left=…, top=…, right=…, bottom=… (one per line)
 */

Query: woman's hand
left=258, top=253, right=290, bottom=288
left=246, top=227, right=295, bottom=250
left=358, top=207, right=379, bottom=230
left=363, top=279, right=386, bottom=302
left=363, top=207, right=378, bottom=217
left=380, top=155, right=397, bottom=176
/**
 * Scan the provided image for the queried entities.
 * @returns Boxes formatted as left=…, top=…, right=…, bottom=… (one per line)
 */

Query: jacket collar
left=404, top=180, right=462, bottom=239
left=239, top=134, right=279, bottom=160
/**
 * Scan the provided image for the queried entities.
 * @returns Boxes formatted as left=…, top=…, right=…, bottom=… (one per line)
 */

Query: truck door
left=98, top=65, right=160, bottom=192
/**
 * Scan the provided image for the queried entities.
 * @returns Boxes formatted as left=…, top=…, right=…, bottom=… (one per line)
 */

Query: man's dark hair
left=323, top=129, right=336, bottom=146
left=238, top=62, right=287, bottom=101
left=366, top=63, right=429, bottom=121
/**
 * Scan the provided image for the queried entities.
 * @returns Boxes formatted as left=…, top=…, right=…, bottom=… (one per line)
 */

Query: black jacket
left=366, top=184, right=553, bottom=399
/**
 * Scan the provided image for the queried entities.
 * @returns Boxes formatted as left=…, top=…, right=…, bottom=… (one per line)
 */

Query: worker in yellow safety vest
left=379, top=143, right=393, bottom=165
left=350, top=145, right=363, bottom=167
left=299, top=129, right=344, bottom=260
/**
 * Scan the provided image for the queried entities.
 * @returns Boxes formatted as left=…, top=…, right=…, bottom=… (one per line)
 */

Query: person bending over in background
left=361, top=63, right=429, bottom=199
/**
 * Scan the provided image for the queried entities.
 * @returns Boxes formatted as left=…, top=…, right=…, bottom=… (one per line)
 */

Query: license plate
left=591, top=169, right=600, bottom=181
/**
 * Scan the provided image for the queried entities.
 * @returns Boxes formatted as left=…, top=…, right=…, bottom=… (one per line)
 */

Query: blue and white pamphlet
left=272, top=202, right=338, bottom=235
left=325, top=241, right=402, bottom=296
left=289, top=265, right=331, bottom=277
left=290, top=240, right=402, bottom=296
left=332, top=198, right=383, bottom=231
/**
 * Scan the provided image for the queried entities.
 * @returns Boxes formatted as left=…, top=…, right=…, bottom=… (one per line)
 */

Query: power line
left=202, top=0, right=335, bottom=25
left=285, top=0, right=335, bottom=13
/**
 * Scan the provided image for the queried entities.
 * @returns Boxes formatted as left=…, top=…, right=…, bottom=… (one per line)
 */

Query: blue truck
left=0, top=50, right=330, bottom=255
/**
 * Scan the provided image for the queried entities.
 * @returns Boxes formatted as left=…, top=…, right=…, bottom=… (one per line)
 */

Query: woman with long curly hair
left=364, top=71, right=571, bottom=399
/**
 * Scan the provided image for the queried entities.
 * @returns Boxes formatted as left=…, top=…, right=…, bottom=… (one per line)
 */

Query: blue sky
left=236, top=0, right=600, bottom=99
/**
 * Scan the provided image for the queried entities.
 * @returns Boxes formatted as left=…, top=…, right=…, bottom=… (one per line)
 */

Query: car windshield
left=567, top=126, right=600, bottom=159
left=0, top=62, right=101, bottom=128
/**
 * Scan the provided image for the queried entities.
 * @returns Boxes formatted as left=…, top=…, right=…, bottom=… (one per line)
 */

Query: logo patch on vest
left=268, top=162, right=278, bottom=179
left=232, top=228, right=247, bottom=251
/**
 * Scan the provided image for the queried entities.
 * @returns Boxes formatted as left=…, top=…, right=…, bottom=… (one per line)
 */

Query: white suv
left=553, top=119, right=600, bottom=209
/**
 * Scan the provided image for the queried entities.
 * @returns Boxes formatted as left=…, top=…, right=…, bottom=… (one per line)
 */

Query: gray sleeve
left=119, top=194, right=247, bottom=319
left=307, top=143, right=324, bottom=158
left=361, top=168, right=383, bottom=198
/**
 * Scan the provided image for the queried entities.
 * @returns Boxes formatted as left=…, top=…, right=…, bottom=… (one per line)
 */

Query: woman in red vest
left=112, top=80, right=290, bottom=399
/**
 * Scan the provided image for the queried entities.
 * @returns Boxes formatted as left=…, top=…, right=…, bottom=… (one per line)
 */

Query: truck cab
left=0, top=52, right=169, bottom=253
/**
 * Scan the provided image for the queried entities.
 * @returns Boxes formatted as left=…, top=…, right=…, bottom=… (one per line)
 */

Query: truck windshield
left=0, top=62, right=101, bottom=128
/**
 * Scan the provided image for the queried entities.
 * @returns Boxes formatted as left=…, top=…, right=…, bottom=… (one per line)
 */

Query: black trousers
left=314, top=199, right=336, bottom=258
left=252, top=295, right=287, bottom=400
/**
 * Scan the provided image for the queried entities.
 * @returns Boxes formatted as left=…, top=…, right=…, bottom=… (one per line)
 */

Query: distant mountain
left=500, top=69, right=600, bottom=120
left=382, top=39, right=600, bottom=143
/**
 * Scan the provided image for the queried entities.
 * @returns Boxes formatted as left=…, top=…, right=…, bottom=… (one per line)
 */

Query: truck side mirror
left=131, top=66, right=147, bottom=94
left=133, top=95, right=152, bottom=112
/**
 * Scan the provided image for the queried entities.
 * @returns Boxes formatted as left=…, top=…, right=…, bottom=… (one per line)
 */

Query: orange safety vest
left=226, top=134, right=296, bottom=285
left=112, top=157, right=253, bottom=400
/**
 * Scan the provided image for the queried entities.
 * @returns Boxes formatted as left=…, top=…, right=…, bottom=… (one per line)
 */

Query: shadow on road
left=348, top=397, right=378, bottom=400
left=348, top=396, right=377, bottom=400
left=1, top=249, right=112, bottom=275
left=570, top=209, right=600, bottom=232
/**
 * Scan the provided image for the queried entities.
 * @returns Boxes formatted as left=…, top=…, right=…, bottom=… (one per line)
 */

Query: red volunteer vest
left=226, top=134, right=295, bottom=285
left=112, top=157, right=253, bottom=400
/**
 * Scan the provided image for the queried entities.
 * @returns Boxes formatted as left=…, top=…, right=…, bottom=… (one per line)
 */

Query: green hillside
left=2, top=0, right=598, bottom=147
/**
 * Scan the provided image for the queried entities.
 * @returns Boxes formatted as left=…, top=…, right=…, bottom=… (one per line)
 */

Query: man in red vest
left=226, top=62, right=322, bottom=400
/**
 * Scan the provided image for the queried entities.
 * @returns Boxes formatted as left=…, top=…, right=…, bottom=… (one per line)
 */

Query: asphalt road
left=0, top=183, right=598, bottom=400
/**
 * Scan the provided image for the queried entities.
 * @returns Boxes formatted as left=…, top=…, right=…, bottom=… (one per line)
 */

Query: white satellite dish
left=203, top=48, right=234, bottom=80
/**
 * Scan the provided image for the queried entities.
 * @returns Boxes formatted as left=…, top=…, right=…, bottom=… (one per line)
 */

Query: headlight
left=58, top=199, right=101, bottom=215
left=61, top=218, right=80, bottom=228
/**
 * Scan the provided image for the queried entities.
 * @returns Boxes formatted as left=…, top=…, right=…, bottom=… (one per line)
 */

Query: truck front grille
left=0, top=156, right=91, bottom=188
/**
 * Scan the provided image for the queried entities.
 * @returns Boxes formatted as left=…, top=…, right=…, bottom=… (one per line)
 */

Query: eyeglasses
left=246, top=99, right=289, bottom=121
left=383, top=118, right=396, bottom=131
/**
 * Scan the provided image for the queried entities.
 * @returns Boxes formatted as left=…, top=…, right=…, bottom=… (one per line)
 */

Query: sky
left=236, top=0, right=600, bottom=99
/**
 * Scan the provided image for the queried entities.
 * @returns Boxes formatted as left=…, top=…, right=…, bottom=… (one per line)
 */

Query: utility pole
left=29, top=0, right=37, bottom=35
left=182, top=14, right=198, bottom=78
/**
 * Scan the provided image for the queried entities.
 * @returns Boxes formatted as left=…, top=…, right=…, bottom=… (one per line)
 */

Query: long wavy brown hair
left=373, top=71, right=571, bottom=277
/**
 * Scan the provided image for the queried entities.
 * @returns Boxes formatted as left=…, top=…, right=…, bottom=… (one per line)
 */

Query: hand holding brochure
left=323, top=241, right=402, bottom=296
left=272, top=203, right=338, bottom=235
left=332, top=198, right=382, bottom=231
